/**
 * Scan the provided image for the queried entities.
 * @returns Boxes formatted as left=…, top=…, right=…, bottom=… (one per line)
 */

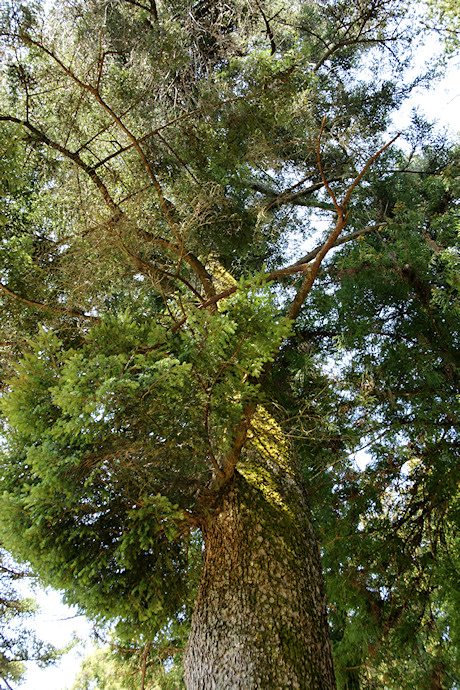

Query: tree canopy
left=0, top=0, right=459, bottom=687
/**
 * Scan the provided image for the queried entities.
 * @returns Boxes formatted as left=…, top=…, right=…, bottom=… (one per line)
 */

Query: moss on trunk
left=184, top=415, right=336, bottom=689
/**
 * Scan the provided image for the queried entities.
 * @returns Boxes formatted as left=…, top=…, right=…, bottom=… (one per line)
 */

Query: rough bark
left=184, top=424, right=336, bottom=689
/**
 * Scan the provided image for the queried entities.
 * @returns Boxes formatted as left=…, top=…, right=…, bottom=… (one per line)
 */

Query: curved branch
left=170, top=223, right=383, bottom=333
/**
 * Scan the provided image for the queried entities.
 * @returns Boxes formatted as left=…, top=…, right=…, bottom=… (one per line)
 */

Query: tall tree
left=0, top=0, right=458, bottom=688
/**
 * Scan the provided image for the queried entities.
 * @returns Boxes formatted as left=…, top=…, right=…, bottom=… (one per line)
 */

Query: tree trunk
left=184, top=440, right=336, bottom=689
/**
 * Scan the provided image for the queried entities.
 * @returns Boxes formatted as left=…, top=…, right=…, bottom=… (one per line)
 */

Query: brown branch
left=0, top=282, right=100, bottom=321
left=2, top=70, right=214, bottom=299
left=287, top=122, right=401, bottom=320
left=243, top=176, right=342, bottom=210
left=287, top=216, right=346, bottom=321
left=204, top=129, right=400, bottom=488
left=124, top=0, right=158, bottom=22
left=313, top=37, right=392, bottom=72
left=207, top=400, right=258, bottom=493
left=0, top=115, right=120, bottom=215
left=115, top=236, right=205, bottom=300
left=203, top=336, right=247, bottom=480
left=139, top=233, right=216, bottom=299
left=140, top=642, right=152, bottom=690
left=254, top=0, right=276, bottom=54
left=288, top=224, right=384, bottom=268
left=170, top=223, right=382, bottom=332
left=91, top=90, right=183, bottom=241
left=341, top=132, right=401, bottom=208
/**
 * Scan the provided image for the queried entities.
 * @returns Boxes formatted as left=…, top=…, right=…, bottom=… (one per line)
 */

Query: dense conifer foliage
left=0, top=0, right=458, bottom=687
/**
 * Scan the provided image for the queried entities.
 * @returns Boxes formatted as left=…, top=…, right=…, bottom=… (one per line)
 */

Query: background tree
left=0, top=0, right=458, bottom=688
left=427, top=0, right=460, bottom=50
left=0, top=548, right=64, bottom=690
left=68, top=643, right=185, bottom=690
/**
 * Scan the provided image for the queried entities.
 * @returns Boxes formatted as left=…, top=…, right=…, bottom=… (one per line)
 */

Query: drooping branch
left=1, top=88, right=217, bottom=299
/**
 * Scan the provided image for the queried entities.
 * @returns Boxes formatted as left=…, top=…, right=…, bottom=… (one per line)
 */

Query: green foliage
left=295, top=147, right=460, bottom=688
left=427, top=0, right=460, bottom=51
left=0, top=283, right=289, bottom=642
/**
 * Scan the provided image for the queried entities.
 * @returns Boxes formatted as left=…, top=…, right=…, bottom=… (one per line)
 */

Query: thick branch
left=207, top=400, right=258, bottom=493
left=288, top=224, right=383, bottom=268
left=170, top=223, right=382, bottom=332
left=140, top=642, right=152, bottom=690
left=206, top=129, right=401, bottom=490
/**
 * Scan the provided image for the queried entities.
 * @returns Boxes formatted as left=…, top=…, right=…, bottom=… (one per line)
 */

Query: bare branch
left=286, top=125, right=401, bottom=321
left=170, top=223, right=383, bottom=331
left=317, top=117, right=341, bottom=212
left=140, top=642, right=152, bottom=690
left=341, top=132, right=401, bottom=208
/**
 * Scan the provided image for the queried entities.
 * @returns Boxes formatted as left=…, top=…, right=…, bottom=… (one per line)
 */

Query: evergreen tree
left=0, top=0, right=458, bottom=687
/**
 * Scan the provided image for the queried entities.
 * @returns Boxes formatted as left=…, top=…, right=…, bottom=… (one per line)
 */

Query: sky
left=8, top=9, right=460, bottom=690
left=19, top=587, right=94, bottom=690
